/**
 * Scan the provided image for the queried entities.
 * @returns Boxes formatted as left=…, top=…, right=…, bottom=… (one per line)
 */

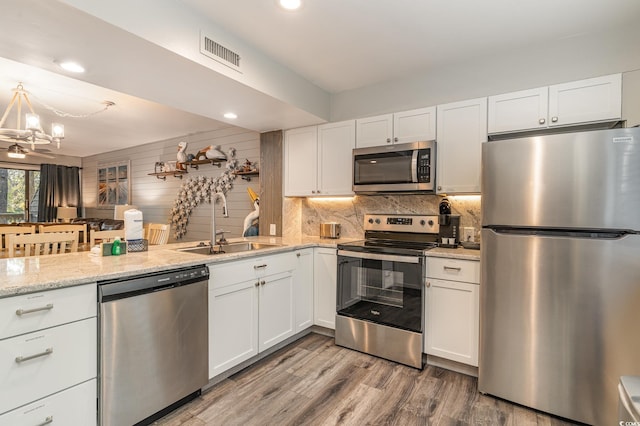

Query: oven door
left=337, top=249, right=424, bottom=333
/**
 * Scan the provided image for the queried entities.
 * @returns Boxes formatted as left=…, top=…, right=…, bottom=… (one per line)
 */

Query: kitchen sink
left=176, top=242, right=283, bottom=255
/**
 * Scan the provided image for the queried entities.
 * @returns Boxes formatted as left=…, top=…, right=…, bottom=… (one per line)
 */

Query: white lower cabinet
left=313, top=247, right=337, bottom=330
left=293, top=248, right=314, bottom=332
left=0, top=284, right=97, bottom=422
left=0, top=379, right=96, bottom=426
left=425, top=257, right=480, bottom=366
left=208, top=252, right=297, bottom=379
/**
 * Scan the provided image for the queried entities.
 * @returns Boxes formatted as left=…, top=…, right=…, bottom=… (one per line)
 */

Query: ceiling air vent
left=200, top=32, right=241, bottom=72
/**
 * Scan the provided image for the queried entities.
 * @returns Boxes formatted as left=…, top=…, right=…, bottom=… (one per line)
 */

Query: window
left=0, top=166, right=40, bottom=223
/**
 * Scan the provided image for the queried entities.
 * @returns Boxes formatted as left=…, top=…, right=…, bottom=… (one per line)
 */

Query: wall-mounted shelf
left=148, top=170, right=186, bottom=180
left=233, top=170, right=260, bottom=181
left=181, top=158, right=226, bottom=169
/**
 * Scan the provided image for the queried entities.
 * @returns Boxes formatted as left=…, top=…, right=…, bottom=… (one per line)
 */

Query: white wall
left=331, top=23, right=640, bottom=121
left=82, top=127, right=260, bottom=243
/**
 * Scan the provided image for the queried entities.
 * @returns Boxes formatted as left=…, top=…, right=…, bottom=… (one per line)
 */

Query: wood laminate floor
left=155, top=333, right=579, bottom=426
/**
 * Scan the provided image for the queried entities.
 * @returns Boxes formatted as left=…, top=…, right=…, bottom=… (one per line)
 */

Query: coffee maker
left=438, top=198, right=460, bottom=247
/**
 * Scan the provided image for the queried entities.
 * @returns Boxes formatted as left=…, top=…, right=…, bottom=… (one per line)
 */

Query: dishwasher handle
left=99, top=265, right=209, bottom=302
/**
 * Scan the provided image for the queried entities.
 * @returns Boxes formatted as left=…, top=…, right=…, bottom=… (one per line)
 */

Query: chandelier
left=0, top=83, right=65, bottom=149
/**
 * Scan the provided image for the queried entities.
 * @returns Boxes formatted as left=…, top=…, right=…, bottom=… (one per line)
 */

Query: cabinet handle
left=255, top=281, right=260, bottom=287
left=253, top=264, right=267, bottom=269
left=539, top=118, right=546, bottom=125
left=260, top=280, right=266, bottom=286
left=551, top=116, right=558, bottom=123
left=16, top=303, right=54, bottom=316
left=317, top=190, right=321, bottom=194
left=394, top=137, right=398, bottom=142
left=437, top=186, right=442, bottom=191
left=311, top=190, right=316, bottom=194
left=15, top=347, right=53, bottom=364
left=37, top=416, right=53, bottom=426
left=443, top=266, right=462, bottom=271
left=426, top=282, right=431, bottom=288
left=296, top=253, right=301, bottom=257
left=386, top=138, right=391, bottom=143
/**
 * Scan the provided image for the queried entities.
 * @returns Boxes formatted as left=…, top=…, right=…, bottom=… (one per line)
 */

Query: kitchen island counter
left=0, top=236, right=354, bottom=298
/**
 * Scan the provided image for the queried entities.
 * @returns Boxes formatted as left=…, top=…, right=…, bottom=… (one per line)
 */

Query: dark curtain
left=37, top=164, right=82, bottom=222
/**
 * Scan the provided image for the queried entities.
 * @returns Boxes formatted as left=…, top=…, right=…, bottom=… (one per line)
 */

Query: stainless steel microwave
left=353, top=140, right=436, bottom=193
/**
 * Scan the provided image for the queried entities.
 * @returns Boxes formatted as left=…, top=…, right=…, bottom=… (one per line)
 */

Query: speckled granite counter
left=426, top=246, right=481, bottom=261
left=0, top=236, right=354, bottom=298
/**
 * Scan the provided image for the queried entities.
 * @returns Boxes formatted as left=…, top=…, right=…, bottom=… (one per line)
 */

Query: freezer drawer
left=479, top=230, right=640, bottom=425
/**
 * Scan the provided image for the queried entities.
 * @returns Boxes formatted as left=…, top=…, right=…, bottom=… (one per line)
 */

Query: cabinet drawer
left=210, top=252, right=297, bottom=290
left=426, top=257, right=479, bottom=283
left=0, top=284, right=96, bottom=340
left=0, top=379, right=96, bottom=425
left=0, top=318, right=97, bottom=415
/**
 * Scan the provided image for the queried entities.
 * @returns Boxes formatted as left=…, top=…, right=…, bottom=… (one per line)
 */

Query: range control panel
left=363, top=214, right=439, bottom=234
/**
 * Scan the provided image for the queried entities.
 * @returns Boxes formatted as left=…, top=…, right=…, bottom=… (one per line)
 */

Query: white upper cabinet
left=356, top=107, right=436, bottom=148
left=548, top=74, right=622, bottom=126
left=317, top=120, right=356, bottom=196
left=355, top=114, right=393, bottom=148
left=284, top=126, right=318, bottom=196
left=436, top=98, right=487, bottom=194
left=488, top=73, right=622, bottom=134
left=487, top=87, right=548, bottom=133
left=393, top=107, right=437, bottom=144
left=284, top=121, right=355, bottom=197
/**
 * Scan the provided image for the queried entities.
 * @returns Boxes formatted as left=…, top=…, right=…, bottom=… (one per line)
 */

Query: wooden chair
left=1, top=225, right=36, bottom=253
left=144, top=223, right=170, bottom=245
left=8, top=232, right=78, bottom=257
left=90, top=229, right=125, bottom=247
left=39, top=223, right=87, bottom=244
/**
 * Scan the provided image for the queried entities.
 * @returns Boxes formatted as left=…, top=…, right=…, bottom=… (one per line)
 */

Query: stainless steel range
left=336, top=214, right=439, bottom=368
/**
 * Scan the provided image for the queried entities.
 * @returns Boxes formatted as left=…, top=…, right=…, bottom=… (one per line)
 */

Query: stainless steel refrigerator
left=480, top=127, right=640, bottom=426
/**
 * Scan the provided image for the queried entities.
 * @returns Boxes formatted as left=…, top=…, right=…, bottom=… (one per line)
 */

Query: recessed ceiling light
left=279, top=0, right=301, bottom=10
left=59, top=61, right=85, bottom=73
left=224, top=112, right=238, bottom=119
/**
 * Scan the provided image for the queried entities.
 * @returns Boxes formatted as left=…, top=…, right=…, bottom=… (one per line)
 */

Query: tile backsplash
left=283, top=194, right=481, bottom=240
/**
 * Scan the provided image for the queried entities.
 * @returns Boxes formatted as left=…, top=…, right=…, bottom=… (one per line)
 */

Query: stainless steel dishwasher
left=98, top=265, right=209, bottom=426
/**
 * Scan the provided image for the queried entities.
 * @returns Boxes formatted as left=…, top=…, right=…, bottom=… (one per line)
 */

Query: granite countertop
left=0, top=236, right=353, bottom=298
left=426, top=246, right=481, bottom=261
left=0, top=236, right=478, bottom=297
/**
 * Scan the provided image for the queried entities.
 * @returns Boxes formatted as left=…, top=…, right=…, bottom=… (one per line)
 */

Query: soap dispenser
left=111, top=237, right=122, bottom=256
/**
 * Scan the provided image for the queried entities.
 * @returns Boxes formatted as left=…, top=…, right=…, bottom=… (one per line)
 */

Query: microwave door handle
left=411, top=150, right=418, bottom=183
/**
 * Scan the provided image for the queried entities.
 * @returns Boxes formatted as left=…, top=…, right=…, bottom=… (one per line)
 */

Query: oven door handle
left=338, top=250, right=420, bottom=264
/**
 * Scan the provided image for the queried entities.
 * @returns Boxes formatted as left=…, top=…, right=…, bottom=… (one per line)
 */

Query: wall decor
left=169, top=147, right=240, bottom=239
left=98, top=161, right=130, bottom=207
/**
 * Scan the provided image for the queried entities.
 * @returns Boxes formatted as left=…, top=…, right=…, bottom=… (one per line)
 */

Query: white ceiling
left=1, top=0, right=639, bottom=158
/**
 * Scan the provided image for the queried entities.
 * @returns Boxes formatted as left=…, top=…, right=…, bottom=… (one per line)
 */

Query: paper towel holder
left=114, top=204, right=137, bottom=220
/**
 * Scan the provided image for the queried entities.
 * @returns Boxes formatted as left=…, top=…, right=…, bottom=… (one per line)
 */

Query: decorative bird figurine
left=177, top=141, right=188, bottom=169
left=195, top=145, right=227, bottom=161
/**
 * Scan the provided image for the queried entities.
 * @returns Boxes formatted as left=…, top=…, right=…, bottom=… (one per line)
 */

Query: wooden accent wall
left=259, top=130, right=283, bottom=236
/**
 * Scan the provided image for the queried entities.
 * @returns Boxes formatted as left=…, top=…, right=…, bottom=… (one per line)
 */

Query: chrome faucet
left=211, top=192, right=229, bottom=246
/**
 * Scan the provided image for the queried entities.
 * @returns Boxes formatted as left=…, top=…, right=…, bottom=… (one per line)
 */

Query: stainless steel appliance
left=480, top=127, right=640, bottom=426
left=336, top=214, right=439, bottom=368
left=353, top=140, right=436, bottom=193
left=320, top=222, right=341, bottom=239
left=98, top=265, right=209, bottom=426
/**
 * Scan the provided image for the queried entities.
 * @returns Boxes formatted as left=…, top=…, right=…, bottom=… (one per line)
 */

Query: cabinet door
left=548, top=73, right=622, bottom=127
left=425, top=278, right=479, bottom=366
left=293, top=249, right=314, bottom=333
left=259, top=271, right=295, bottom=352
left=209, top=279, right=259, bottom=379
left=487, top=87, right=548, bottom=134
left=318, top=120, right=355, bottom=196
left=436, top=98, right=487, bottom=194
left=355, top=114, right=393, bottom=148
left=313, top=247, right=337, bottom=329
left=0, top=379, right=96, bottom=426
left=393, top=106, right=436, bottom=143
left=284, top=126, right=318, bottom=196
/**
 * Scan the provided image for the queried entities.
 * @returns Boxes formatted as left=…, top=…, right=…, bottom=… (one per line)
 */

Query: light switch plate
left=463, top=227, right=475, bottom=242
left=269, top=224, right=276, bottom=235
